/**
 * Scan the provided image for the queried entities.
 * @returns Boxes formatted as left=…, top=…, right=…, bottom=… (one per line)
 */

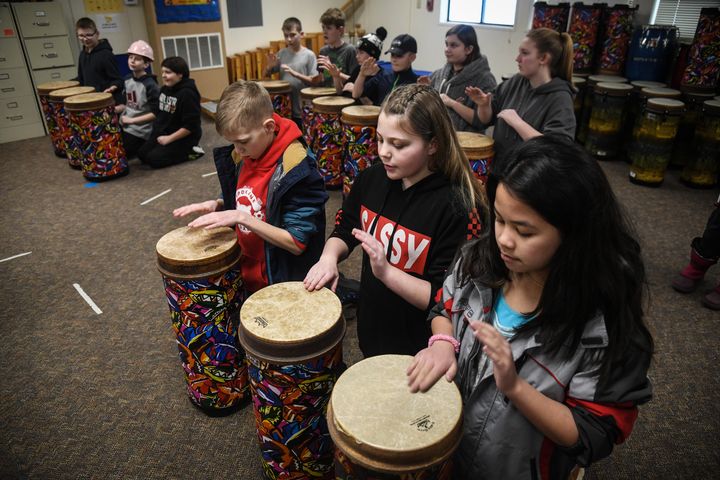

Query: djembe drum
left=156, top=226, right=248, bottom=414
left=456, top=131, right=495, bottom=185
left=47, top=86, right=95, bottom=168
left=328, top=354, right=462, bottom=479
left=312, top=96, right=355, bottom=189
left=341, top=105, right=381, bottom=196
left=64, top=92, right=128, bottom=181
left=258, top=80, right=292, bottom=119
left=238, top=282, right=345, bottom=480
left=577, top=74, right=627, bottom=144
left=36, top=80, right=78, bottom=157
left=681, top=99, right=720, bottom=188
left=300, top=87, right=336, bottom=148
left=584, top=82, right=633, bottom=159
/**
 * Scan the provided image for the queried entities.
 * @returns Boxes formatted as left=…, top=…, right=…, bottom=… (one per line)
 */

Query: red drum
left=258, top=80, right=292, bottom=119
left=36, top=80, right=79, bottom=157
left=456, top=131, right=494, bottom=185
left=341, top=105, right=381, bottom=196
left=312, top=96, right=355, bottom=189
left=300, top=87, right=336, bottom=149
left=64, top=92, right=128, bottom=180
left=47, top=86, right=95, bottom=169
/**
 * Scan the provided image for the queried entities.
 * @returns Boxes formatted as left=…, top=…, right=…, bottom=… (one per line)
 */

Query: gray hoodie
left=484, top=74, right=576, bottom=167
left=429, top=54, right=497, bottom=132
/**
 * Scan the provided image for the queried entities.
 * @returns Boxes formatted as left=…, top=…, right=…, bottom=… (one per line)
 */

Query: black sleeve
left=146, top=78, right=161, bottom=113
left=178, top=89, right=202, bottom=134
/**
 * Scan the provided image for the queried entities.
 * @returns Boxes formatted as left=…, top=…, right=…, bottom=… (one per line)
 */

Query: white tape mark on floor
left=140, top=188, right=172, bottom=206
left=0, top=251, right=32, bottom=263
left=202, top=171, right=217, bottom=178
left=73, top=283, right=103, bottom=315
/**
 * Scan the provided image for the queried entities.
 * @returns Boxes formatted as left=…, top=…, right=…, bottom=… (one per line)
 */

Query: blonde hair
left=215, top=80, right=274, bottom=135
left=526, top=27, right=574, bottom=83
left=381, top=84, right=485, bottom=212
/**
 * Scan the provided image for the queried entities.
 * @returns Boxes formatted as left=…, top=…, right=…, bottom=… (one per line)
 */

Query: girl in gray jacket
left=408, top=136, right=653, bottom=480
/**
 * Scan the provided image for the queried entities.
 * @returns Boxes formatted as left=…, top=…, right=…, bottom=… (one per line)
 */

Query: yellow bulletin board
left=84, top=0, right=125, bottom=14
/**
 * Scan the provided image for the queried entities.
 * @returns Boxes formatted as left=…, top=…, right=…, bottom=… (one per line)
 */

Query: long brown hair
left=526, top=28, right=574, bottom=82
left=381, top=84, right=485, bottom=212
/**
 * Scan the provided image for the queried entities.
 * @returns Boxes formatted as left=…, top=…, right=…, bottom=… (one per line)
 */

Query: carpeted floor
left=0, top=117, right=718, bottom=479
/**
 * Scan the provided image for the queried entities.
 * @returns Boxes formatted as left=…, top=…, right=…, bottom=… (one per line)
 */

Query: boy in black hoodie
left=137, top=56, right=202, bottom=168
left=74, top=18, right=123, bottom=105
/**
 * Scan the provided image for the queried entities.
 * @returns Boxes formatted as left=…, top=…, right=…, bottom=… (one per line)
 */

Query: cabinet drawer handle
left=0, top=73, right=9, bottom=80
left=41, top=53, right=58, bottom=58
left=43, top=42, right=54, bottom=48
left=6, top=102, right=19, bottom=108
left=1, top=88, right=15, bottom=93
left=8, top=115, right=25, bottom=121
left=0, top=57, right=6, bottom=62
left=33, top=21, right=50, bottom=27
left=51, top=73, right=61, bottom=79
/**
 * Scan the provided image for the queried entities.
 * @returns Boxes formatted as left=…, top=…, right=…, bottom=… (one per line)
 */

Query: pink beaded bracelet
left=428, top=334, right=460, bottom=353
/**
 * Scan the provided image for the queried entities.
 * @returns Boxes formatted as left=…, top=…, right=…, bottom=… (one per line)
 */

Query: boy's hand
left=407, top=341, right=457, bottom=393
left=266, top=51, right=279, bottom=67
left=187, top=210, right=240, bottom=229
left=303, top=255, right=340, bottom=292
left=280, top=64, right=296, bottom=77
left=323, top=61, right=341, bottom=79
left=465, top=86, right=491, bottom=107
left=156, top=135, right=171, bottom=146
left=440, top=93, right=462, bottom=108
left=103, top=85, right=117, bottom=93
left=359, top=57, right=380, bottom=77
left=471, top=321, right=518, bottom=395
left=173, top=200, right=219, bottom=218
left=119, top=115, right=133, bottom=125
left=316, top=55, right=332, bottom=71
left=115, top=104, right=125, bottom=114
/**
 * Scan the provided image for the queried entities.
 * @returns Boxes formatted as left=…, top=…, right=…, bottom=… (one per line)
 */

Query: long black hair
left=458, top=135, right=652, bottom=381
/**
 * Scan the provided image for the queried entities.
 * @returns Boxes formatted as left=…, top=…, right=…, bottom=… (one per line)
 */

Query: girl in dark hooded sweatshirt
left=138, top=56, right=202, bottom=168
left=467, top=28, right=575, bottom=168
left=304, top=84, right=486, bottom=357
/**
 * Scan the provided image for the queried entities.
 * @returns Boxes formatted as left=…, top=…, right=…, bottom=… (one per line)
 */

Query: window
left=651, top=0, right=720, bottom=40
left=442, top=0, right=518, bottom=27
left=161, top=33, right=224, bottom=71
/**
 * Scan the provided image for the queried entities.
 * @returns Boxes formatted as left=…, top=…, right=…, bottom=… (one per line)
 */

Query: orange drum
left=341, top=105, right=381, bottom=196
left=300, top=87, right=336, bottom=149
left=312, top=96, right=355, bottom=189
left=456, top=131, right=495, bottom=185
left=47, top=86, right=95, bottom=169
left=64, top=92, right=128, bottom=181
left=36, top=80, right=79, bottom=157
left=258, top=80, right=292, bottom=119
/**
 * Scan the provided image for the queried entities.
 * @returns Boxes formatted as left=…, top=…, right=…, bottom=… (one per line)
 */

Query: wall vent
left=161, top=33, right=223, bottom=71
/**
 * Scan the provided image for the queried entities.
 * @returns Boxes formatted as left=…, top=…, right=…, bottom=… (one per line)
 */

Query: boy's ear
left=262, top=117, right=276, bottom=133
left=409, top=53, right=417, bottom=63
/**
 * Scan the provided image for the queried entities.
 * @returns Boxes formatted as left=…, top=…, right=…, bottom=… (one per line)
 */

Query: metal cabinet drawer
left=33, top=65, right=77, bottom=85
left=0, top=67, right=33, bottom=99
left=0, top=4, right=17, bottom=37
left=0, top=94, right=42, bottom=128
left=24, top=36, right=74, bottom=69
left=0, top=37, right=25, bottom=69
left=13, top=2, right=68, bottom=38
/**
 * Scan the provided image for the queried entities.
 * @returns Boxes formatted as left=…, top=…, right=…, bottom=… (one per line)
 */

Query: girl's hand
left=303, top=255, right=340, bottom=292
left=407, top=342, right=458, bottom=393
left=359, top=57, right=380, bottom=77
left=187, top=210, right=241, bottom=229
left=173, top=200, right=219, bottom=218
left=471, top=321, right=519, bottom=395
left=156, top=135, right=171, bottom=146
left=440, top=93, right=460, bottom=108
left=497, top=109, right=521, bottom=127
left=417, top=75, right=431, bottom=86
left=352, top=228, right=390, bottom=281
left=465, top=86, right=491, bottom=107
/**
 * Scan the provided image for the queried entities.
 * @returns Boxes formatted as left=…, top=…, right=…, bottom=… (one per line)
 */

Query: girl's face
left=161, top=67, right=182, bottom=87
left=494, top=183, right=561, bottom=278
left=444, top=34, right=472, bottom=66
left=376, top=112, right=436, bottom=189
left=515, top=37, right=547, bottom=78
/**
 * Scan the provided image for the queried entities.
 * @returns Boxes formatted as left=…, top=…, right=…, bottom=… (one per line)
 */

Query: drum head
left=258, top=80, right=291, bottom=93
left=588, top=74, right=627, bottom=85
left=48, top=86, right=95, bottom=101
left=646, top=98, right=685, bottom=113
left=64, top=92, right=114, bottom=111
left=329, top=354, right=463, bottom=474
left=341, top=105, right=381, bottom=125
left=37, top=80, right=79, bottom=95
left=156, top=226, right=240, bottom=278
left=312, top=96, right=355, bottom=113
left=595, top=82, right=633, bottom=95
left=239, top=282, right=344, bottom=363
left=301, top=87, right=337, bottom=99
left=456, top=131, right=494, bottom=149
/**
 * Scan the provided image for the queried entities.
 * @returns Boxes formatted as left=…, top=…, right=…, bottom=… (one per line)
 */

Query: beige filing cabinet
left=0, top=3, right=44, bottom=144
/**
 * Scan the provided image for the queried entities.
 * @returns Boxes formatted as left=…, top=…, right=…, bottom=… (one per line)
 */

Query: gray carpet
left=0, top=117, right=718, bottom=479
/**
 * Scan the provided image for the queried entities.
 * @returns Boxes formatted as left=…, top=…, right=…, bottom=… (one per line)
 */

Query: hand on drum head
left=303, top=256, right=340, bottom=292
left=407, top=341, right=458, bottom=393
left=173, top=200, right=219, bottom=218
left=465, top=86, right=491, bottom=107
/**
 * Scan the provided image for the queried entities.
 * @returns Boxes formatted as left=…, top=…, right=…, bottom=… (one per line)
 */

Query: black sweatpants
left=137, top=136, right=196, bottom=169
left=122, top=131, right=147, bottom=159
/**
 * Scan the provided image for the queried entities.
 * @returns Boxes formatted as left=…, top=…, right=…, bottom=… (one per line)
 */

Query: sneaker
left=702, top=289, right=720, bottom=310
left=188, top=146, right=205, bottom=161
left=671, top=274, right=701, bottom=293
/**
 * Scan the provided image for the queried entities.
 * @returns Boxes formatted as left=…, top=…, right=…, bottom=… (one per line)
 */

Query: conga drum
left=622, top=80, right=667, bottom=154
left=312, top=96, right=355, bottom=189
left=47, top=86, right=95, bottom=168
left=625, top=25, right=679, bottom=82
left=36, top=80, right=78, bottom=157
left=456, top=131, right=494, bottom=185
left=577, top=74, right=627, bottom=144
left=328, top=354, right=462, bottom=479
left=156, top=226, right=248, bottom=414
left=258, top=80, right=292, bottom=119
left=681, top=99, right=720, bottom=188
left=671, top=91, right=715, bottom=168
left=300, top=87, right=336, bottom=148
left=64, top=92, right=128, bottom=181
left=585, top=82, right=633, bottom=158
left=238, top=282, right=345, bottom=480
left=341, top=105, right=381, bottom=196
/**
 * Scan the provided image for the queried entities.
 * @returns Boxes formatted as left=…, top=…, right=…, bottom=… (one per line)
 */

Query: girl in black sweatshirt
left=304, top=84, right=486, bottom=357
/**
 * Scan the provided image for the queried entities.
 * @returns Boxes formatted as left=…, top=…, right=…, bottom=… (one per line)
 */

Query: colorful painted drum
left=258, top=80, right=292, bottom=119
left=64, top=92, right=128, bottom=180
left=341, top=105, right=381, bottom=196
left=597, top=4, right=637, bottom=75
left=328, top=354, right=462, bottom=479
left=238, top=282, right=346, bottom=480
left=625, top=25, right=679, bottom=82
left=629, top=98, right=685, bottom=186
left=681, top=8, right=720, bottom=93
left=681, top=100, right=720, bottom=188
left=585, top=82, right=633, bottom=158
left=300, top=87, right=336, bottom=149
left=156, top=226, right=248, bottom=414
left=531, top=1, right=570, bottom=32
left=47, top=86, right=95, bottom=169
left=36, top=80, right=79, bottom=157
left=671, top=91, right=715, bottom=168
left=456, top=131, right=494, bottom=185
left=312, top=96, right=355, bottom=189
left=568, top=3, right=604, bottom=74
left=577, top=74, right=627, bottom=144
